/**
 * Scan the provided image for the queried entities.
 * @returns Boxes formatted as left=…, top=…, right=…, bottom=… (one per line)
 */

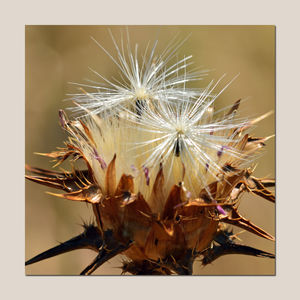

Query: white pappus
left=69, top=30, right=209, bottom=117
left=122, top=74, right=250, bottom=197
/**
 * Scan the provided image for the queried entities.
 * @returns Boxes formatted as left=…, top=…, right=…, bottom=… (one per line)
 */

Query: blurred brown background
left=25, top=25, right=275, bottom=275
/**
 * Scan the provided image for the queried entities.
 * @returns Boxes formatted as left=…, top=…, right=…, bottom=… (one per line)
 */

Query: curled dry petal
left=149, top=163, right=165, bottom=213
left=220, top=207, right=275, bottom=241
left=47, top=184, right=102, bottom=204
left=105, top=154, right=116, bottom=197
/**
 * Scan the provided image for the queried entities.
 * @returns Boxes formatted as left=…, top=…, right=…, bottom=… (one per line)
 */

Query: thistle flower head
left=26, top=33, right=275, bottom=275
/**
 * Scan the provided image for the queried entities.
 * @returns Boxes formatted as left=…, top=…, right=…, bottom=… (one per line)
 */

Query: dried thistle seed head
left=26, top=33, right=275, bottom=275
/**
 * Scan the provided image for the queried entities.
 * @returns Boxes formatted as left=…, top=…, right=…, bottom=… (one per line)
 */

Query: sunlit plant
left=26, top=32, right=275, bottom=275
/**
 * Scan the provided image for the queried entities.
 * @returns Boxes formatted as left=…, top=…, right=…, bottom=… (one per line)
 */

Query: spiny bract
left=26, top=34, right=275, bottom=275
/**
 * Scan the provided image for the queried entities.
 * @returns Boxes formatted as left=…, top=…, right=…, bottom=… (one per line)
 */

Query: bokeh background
left=25, top=25, right=275, bottom=275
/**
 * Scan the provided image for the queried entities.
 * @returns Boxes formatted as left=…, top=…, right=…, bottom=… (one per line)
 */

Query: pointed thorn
left=202, top=243, right=275, bottom=266
left=26, top=225, right=102, bottom=266
left=80, top=240, right=132, bottom=275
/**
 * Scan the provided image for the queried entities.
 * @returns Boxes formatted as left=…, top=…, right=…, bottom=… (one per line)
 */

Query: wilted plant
left=25, top=33, right=275, bottom=275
